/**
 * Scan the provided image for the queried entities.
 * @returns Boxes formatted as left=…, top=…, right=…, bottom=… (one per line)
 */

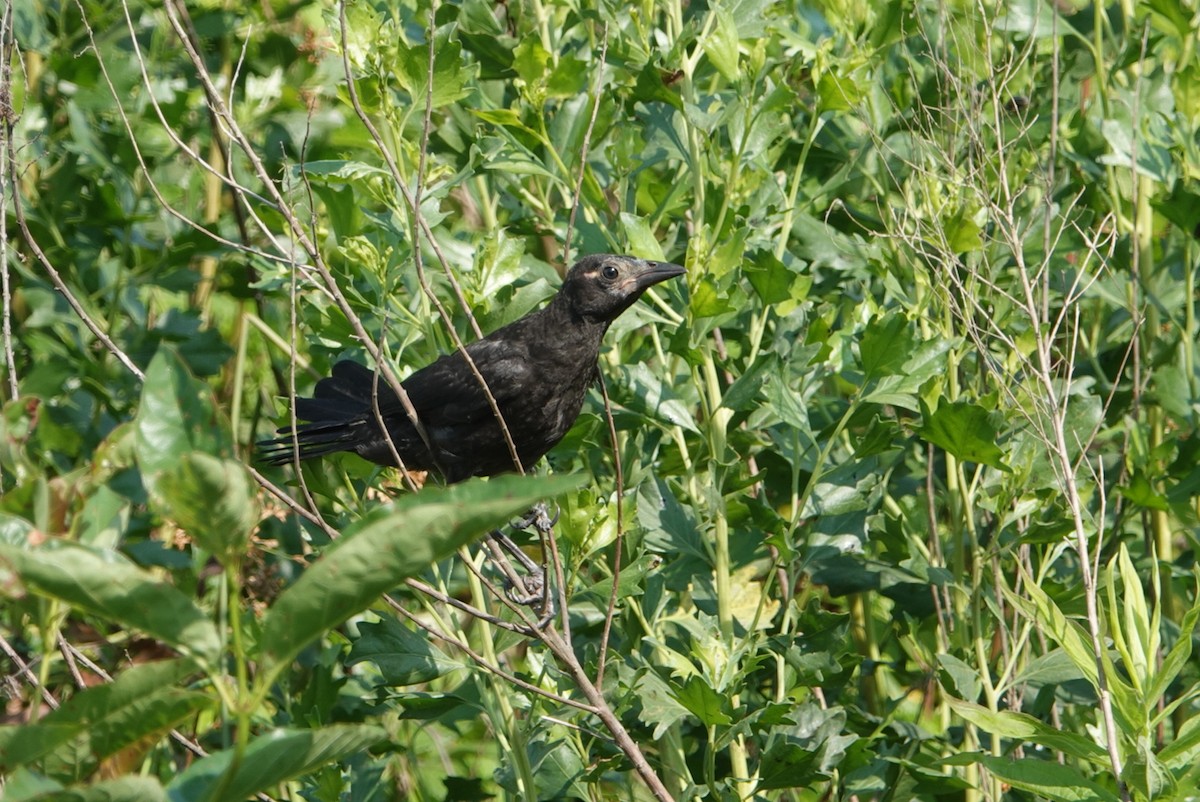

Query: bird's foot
left=487, top=528, right=554, bottom=625
left=509, top=502, right=560, bottom=534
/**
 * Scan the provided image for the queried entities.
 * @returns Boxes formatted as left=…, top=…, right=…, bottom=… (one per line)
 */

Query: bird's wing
left=401, top=334, right=537, bottom=426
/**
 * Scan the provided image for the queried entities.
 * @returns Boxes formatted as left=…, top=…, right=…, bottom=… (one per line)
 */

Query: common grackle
left=259, top=254, right=686, bottom=482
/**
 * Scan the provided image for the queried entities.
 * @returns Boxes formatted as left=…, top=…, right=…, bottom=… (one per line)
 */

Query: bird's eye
left=601, top=265, right=620, bottom=280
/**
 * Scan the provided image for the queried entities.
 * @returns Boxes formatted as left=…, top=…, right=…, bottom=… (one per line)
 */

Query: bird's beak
left=631, top=260, right=687, bottom=291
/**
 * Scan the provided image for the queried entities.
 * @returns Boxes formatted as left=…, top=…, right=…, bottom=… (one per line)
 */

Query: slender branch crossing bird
left=259, top=254, right=686, bottom=482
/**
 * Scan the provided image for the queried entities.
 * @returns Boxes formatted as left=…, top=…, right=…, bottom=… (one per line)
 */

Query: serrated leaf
left=397, top=28, right=476, bottom=109
left=673, top=675, right=731, bottom=725
left=858, top=314, right=915, bottom=379
left=346, top=617, right=465, bottom=686
left=743, top=250, right=803, bottom=306
left=918, top=400, right=1009, bottom=471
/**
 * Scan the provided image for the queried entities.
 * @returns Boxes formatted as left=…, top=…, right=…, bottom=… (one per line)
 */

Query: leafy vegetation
left=3, top=0, right=1200, bottom=800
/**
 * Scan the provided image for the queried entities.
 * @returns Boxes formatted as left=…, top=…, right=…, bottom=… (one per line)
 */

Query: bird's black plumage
left=259, top=254, right=686, bottom=482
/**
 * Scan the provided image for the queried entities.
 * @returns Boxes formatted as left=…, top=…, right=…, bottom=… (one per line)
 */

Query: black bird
left=259, top=254, right=686, bottom=482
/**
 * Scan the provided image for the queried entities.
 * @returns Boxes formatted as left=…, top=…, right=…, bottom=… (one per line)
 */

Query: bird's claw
left=510, top=502, right=560, bottom=533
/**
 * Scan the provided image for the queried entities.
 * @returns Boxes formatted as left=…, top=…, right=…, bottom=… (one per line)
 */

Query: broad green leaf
left=623, top=664, right=691, bottom=739
left=0, top=660, right=208, bottom=771
left=4, top=775, right=167, bottom=802
left=945, top=698, right=1108, bottom=764
left=817, top=70, right=864, bottom=112
left=135, top=349, right=229, bottom=492
left=496, top=738, right=587, bottom=801
left=941, top=753, right=1120, bottom=802
left=165, top=726, right=386, bottom=802
left=720, top=352, right=779, bottom=412
left=346, top=617, right=465, bottom=686
left=156, top=453, right=259, bottom=564
left=936, top=654, right=981, bottom=703
left=259, top=474, right=582, bottom=671
left=0, top=541, right=221, bottom=670
left=918, top=400, right=1009, bottom=471
left=617, top=363, right=700, bottom=433
left=757, top=705, right=855, bottom=789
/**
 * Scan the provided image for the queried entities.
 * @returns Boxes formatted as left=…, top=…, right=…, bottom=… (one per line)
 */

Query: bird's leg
left=485, top=502, right=559, bottom=624
left=483, top=532, right=545, bottom=606
left=509, top=502, right=560, bottom=532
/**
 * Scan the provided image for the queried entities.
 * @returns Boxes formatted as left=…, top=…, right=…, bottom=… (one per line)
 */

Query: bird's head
left=558, top=254, right=687, bottom=324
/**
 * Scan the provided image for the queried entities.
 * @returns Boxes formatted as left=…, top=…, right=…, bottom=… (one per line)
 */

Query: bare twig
left=0, top=0, right=17, bottom=401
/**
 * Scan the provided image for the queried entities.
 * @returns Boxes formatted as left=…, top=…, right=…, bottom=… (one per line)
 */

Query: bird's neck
left=545, top=293, right=611, bottom=341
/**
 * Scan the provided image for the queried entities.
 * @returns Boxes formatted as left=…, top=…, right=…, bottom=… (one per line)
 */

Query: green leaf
left=5, top=775, right=168, bottom=802
left=155, top=453, right=259, bottom=564
left=1148, top=571, right=1200, bottom=713
left=701, top=5, right=739, bottom=81
left=258, top=474, right=582, bottom=671
left=858, top=314, right=915, bottom=379
left=721, top=352, right=779, bottom=412
left=135, top=349, right=230, bottom=494
left=918, top=400, right=1009, bottom=471
left=936, top=654, right=981, bottom=703
left=617, top=363, right=700, bottom=433
left=817, top=70, right=865, bottom=112
left=0, top=660, right=208, bottom=771
left=618, top=213, right=667, bottom=262
left=0, top=541, right=221, bottom=671
left=944, top=698, right=1109, bottom=764
left=346, top=617, right=465, bottom=686
left=1004, top=575, right=1098, bottom=687
left=743, top=250, right=805, bottom=306
left=165, top=726, right=387, bottom=802
left=396, top=27, right=476, bottom=109
left=672, top=675, right=731, bottom=725
left=941, top=753, right=1120, bottom=802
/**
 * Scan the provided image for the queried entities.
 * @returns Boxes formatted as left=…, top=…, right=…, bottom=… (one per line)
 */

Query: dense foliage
left=3, top=0, right=1200, bottom=800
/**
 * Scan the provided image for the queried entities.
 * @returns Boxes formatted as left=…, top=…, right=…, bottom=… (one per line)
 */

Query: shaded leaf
left=165, top=726, right=386, bottom=802
left=0, top=660, right=208, bottom=771
left=347, top=617, right=465, bottom=686
left=0, top=541, right=221, bottom=670
left=156, top=453, right=259, bottom=564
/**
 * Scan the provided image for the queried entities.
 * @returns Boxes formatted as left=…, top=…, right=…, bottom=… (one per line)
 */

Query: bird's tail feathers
left=259, top=361, right=394, bottom=465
